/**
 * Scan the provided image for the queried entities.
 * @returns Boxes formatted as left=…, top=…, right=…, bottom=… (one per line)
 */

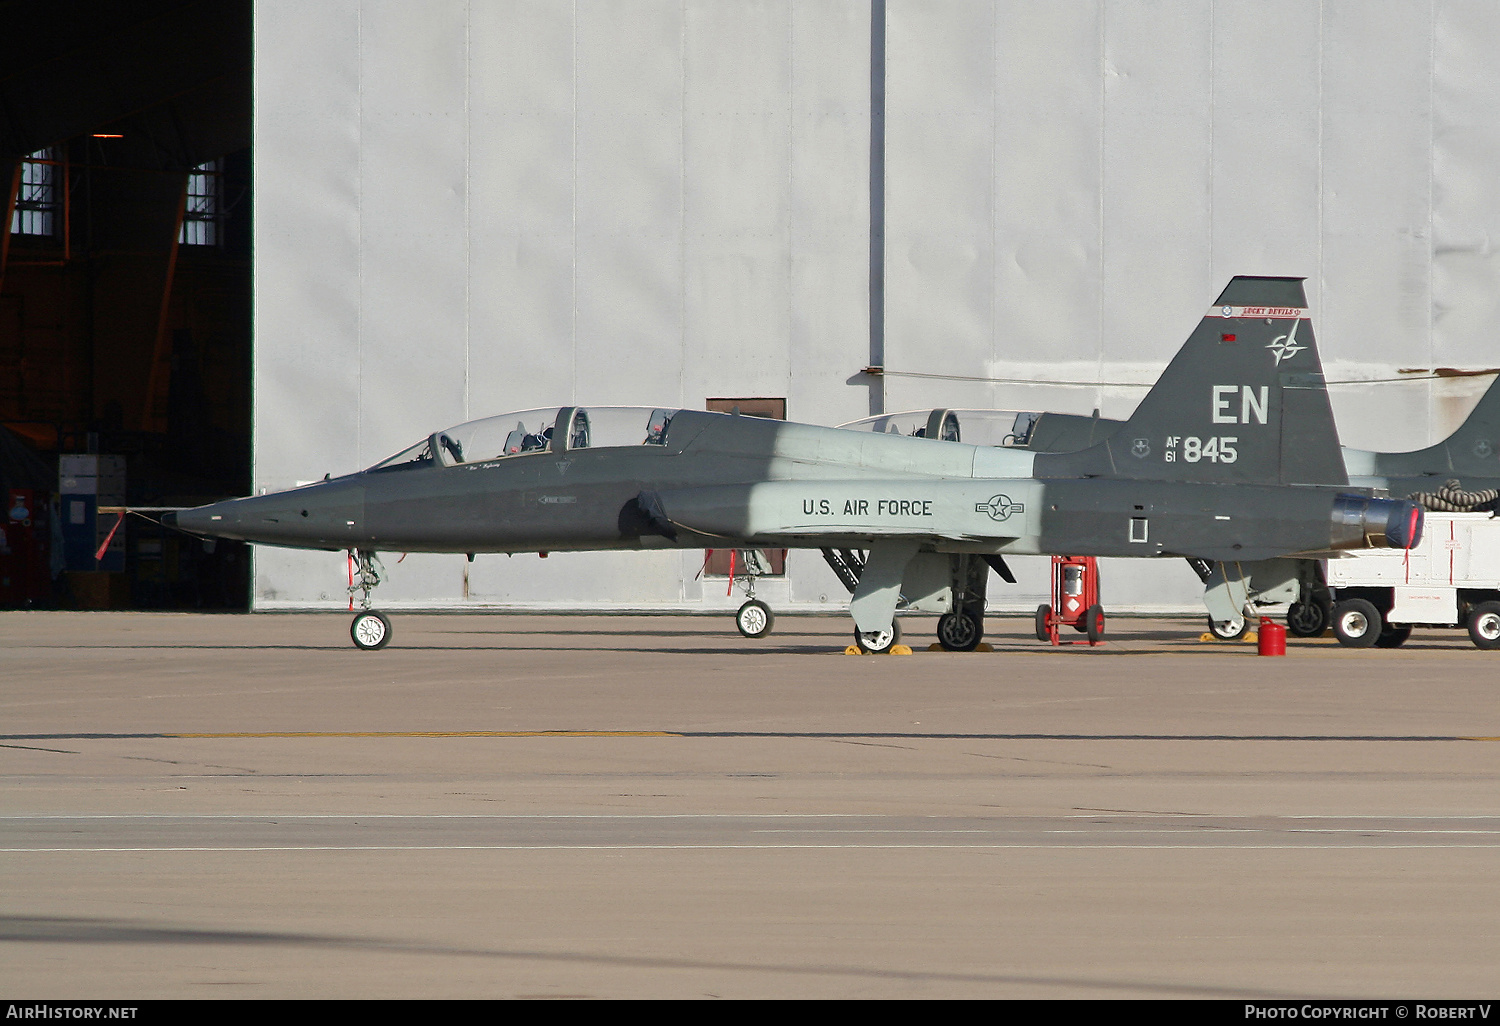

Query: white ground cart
left=1325, top=512, right=1500, bottom=649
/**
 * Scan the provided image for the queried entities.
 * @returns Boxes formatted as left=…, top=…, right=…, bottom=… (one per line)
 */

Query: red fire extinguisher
left=1035, top=555, right=1105, bottom=646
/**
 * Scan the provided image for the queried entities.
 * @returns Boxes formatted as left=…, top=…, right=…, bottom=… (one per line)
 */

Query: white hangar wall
left=252, top=0, right=875, bottom=612
left=879, top=0, right=1500, bottom=613
left=882, top=0, right=1500, bottom=437
left=252, top=1, right=1500, bottom=615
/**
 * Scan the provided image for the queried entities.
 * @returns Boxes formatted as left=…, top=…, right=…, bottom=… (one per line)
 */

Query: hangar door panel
left=702, top=398, right=787, bottom=577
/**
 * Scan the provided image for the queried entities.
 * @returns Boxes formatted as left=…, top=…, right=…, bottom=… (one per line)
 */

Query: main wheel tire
left=854, top=620, right=902, bottom=654
left=1375, top=624, right=1413, bottom=648
left=351, top=610, right=392, bottom=650
left=1085, top=603, right=1106, bottom=643
left=1035, top=605, right=1052, bottom=642
left=1286, top=600, right=1329, bottom=638
left=1467, top=601, right=1500, bottom=650
left=1206, top=615, right=1249, bottom=641
left=936, top=609, right=983, bottom=652
left=1332, top=598, right=1382, bottom=648
left=736, top=599, right=774, bottom=638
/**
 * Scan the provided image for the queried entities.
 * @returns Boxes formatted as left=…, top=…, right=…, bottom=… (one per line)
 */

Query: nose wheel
left=351, top=609, right=392, bottom=650
left=735, top=599, right=774, bottom=638
left=347, top=549, right=391, bottom=649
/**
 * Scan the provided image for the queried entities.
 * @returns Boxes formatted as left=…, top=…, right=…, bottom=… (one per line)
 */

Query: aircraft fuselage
left=171, top=411, right=1412, bottom=564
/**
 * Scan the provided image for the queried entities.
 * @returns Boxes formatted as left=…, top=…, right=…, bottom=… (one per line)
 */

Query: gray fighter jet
left=1341, top=374, right=1500, bottom=494
left=1219, top=376, right=1500, bottom=641
left=166, top=276, right=1423, bottom=650
left=862, top=347, right=1500, bottom=643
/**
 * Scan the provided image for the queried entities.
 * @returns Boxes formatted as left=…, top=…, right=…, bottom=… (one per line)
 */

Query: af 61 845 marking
left=1165, top=436, right=1239, bottom=463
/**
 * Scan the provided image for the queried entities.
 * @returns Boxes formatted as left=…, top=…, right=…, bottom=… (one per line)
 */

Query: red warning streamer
left=94, top=511, right=126, bottom=563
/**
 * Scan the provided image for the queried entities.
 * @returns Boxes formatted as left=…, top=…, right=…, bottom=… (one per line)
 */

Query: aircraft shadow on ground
left=0, top=915, right=1265, bottom=997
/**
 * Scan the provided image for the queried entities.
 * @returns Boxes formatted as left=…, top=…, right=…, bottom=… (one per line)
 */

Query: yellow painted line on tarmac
left=168, top=730, right=682, bottom=739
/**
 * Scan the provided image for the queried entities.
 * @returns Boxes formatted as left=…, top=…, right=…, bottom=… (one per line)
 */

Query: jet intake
left=1329, top=495, right=1424, bottom=550
left=621, top=492, right=677, bottom=541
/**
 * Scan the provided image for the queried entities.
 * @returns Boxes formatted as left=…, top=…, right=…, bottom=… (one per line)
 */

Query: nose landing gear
left=854, top=621, right=902, bottom=654
left=347, top=549, right=391, bottom=650
left=708, top=548, right=780, bottom=638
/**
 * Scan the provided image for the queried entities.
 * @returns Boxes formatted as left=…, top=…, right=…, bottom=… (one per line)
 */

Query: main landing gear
left=854, top=621, right=902, bottom=654
left=935, top=608, right=983, bottom=652
left=1204, top=615, right=1249, bottom=641
left=823, top=549, right=1010, bottom=653
left=1286, top=598, right=1330, bottom=638
left=932, top=553, right=998, bottom=652
left=822, top=546, right=909, bottom=653
left=347, top=549, right=391, bottom=650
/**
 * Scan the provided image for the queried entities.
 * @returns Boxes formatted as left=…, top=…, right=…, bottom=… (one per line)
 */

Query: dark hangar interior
left=0, top=0, right=253, bottom=609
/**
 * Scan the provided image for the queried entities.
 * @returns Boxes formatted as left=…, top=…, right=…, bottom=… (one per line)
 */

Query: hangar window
left=180, top=160, right=223, bottom=246
left=706, top=397, right=786, bottom=420
left=10, top=149, right=60, bottom=236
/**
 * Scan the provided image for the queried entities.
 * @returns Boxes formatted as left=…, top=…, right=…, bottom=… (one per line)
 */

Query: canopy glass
left=838, top=409, right=1042, bottom=448
left=369, top=406, right=680, bottom=472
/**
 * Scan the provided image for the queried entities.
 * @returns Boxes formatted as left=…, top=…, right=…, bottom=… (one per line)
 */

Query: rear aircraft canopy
left=368, top=406, right=681, bottom=472
left=839, top=409, right=1042, bottom=447
left=841, top=407, right=1124, bottom=454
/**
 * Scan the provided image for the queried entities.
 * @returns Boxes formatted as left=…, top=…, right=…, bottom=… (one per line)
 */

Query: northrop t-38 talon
left=166, top=276, right=1423, bottom=650
left=887, top=340, right=1500, bottom=640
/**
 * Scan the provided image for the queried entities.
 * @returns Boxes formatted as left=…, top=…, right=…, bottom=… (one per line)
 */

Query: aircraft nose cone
left=170, top=500, right=238, bottom=537
left=167, top=482, right=367, bottom=546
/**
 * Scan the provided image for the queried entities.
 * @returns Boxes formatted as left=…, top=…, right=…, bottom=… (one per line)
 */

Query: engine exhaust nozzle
left=1330, top=495, right=1424, bottom=550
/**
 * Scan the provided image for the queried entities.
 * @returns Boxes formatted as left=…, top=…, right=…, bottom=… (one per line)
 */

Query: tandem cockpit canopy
left=838, top=409, right=1043, bottom=448
left=368, top=406, right=681, bottom=472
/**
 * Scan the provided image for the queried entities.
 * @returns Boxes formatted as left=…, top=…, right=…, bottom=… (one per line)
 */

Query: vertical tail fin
left=1364, top=373, right=1500, bottom=478
left=1034, top=276, right=1348, bottom=486
left=1437, top=374, right=1500, bottom=476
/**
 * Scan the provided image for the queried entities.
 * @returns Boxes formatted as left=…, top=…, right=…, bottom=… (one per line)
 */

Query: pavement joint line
left=3, top=732, right=1498, bottom=741
left=4, top=814, right=1498, bottom=821
left=8, top=813, right=1499, bottom=821
left=170, top=730, right=682, bottom=738
left=8, top=844, right=1500, bottom=852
